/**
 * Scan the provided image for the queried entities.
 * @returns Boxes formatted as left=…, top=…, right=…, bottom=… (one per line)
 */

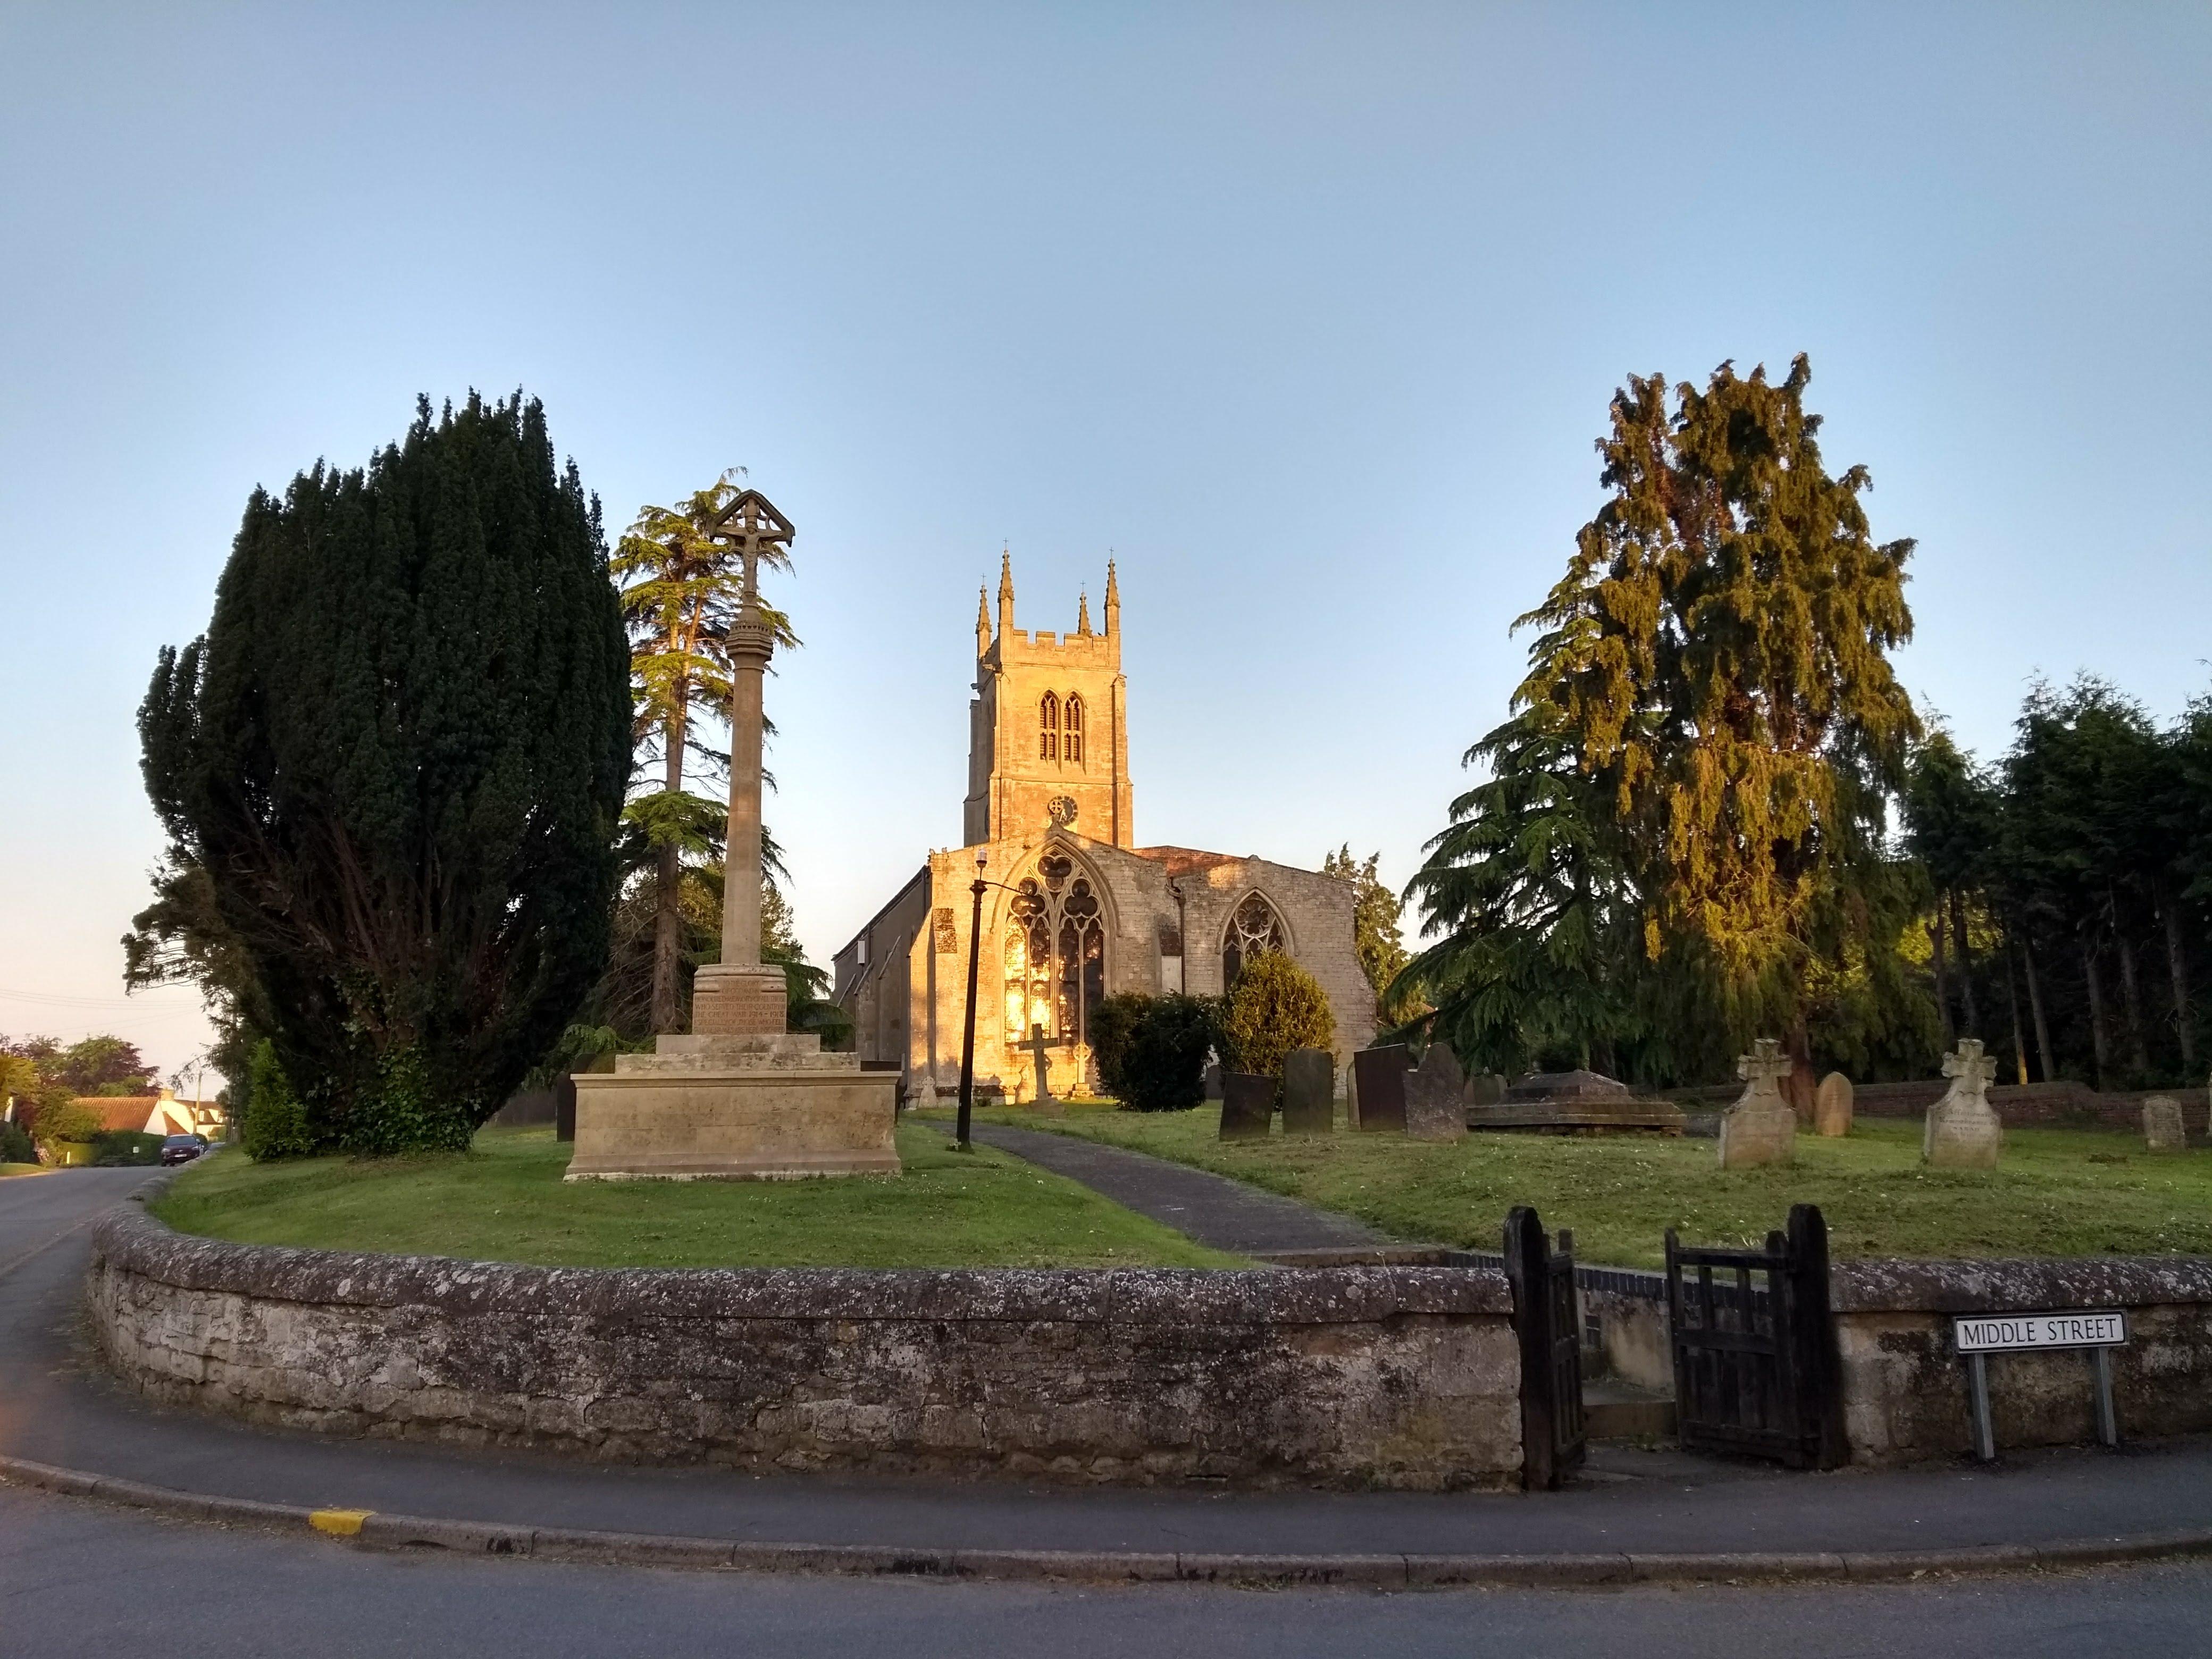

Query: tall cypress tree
left=139, top=393, right=631, bottom=1152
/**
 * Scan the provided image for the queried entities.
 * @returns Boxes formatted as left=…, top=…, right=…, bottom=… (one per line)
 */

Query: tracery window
left=1064, top=694, right=1084, bottom=763
left=1003, top=851, right=1107, bottom=1047
left=1221, top=892, right=1286, bottom=987
left=1040, top=693, right=1059, bottom=760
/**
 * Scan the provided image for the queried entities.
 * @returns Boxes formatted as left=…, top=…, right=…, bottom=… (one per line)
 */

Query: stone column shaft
left=722, top=608, right=772, bottom=968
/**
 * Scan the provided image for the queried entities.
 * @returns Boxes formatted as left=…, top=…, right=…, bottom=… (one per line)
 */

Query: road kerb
left=6, top=1453, right=2212, bottom=1588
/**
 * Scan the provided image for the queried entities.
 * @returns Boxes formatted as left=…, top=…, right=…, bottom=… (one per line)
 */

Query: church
left=833, top=555, right=1376, bottom=1103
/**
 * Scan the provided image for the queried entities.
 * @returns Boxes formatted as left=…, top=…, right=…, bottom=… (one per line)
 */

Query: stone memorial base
left=688, top=963, right=790, bottom=1036
left=566, top=1032, right=900, bottom=1182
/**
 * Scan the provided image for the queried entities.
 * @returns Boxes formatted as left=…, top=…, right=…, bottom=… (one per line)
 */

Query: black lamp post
left=956, top=854, right=987, bottom=1152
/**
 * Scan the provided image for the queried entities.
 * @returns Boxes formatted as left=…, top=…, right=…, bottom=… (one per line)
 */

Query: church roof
left=1129, top=845, right=1247, bottom=878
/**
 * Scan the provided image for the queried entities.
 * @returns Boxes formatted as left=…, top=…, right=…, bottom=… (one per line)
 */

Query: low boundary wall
left=86, top=1205, right=1521, bottom=1491
left=1830, top=1256, right=2212, bottom=1463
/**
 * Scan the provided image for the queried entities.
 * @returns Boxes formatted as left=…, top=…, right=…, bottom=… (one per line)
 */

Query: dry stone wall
left=87, top=1205, right=1521, bottom=1491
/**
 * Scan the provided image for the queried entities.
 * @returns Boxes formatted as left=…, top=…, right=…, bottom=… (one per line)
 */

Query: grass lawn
left=153, top=1123, right=1244, bottom=1270
left=1, top=1162, right=45, bottom=1178
left=932, top=1104, right=2212, bottom=1269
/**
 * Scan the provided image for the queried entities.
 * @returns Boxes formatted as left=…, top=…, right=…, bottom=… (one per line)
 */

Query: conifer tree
left=138, top=392, right=631, bottom=1152
left=1515, top=357, right=1918, bottom=1079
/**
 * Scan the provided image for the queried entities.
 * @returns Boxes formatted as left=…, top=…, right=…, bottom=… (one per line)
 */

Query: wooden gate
left=1664, top=1203, right=1847, bottom=1470
left=1505, top=1205, right=1586, bottom=1490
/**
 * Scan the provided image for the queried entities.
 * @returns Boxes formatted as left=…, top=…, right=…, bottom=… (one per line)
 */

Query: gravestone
left=1219, top=1073, right=1275, bottom=1141
left=1467, top=1073, right=1506, bottom=1107
left=1717, top=1038, right=1797, bottom=1169
left=1282, top=1048, right=1335, bottom=1136
left=1404, top=1044, right=1470, bottom=1143
left=1924, top=1038, right=2002, bottom=1169
left=1345, top=1056, right=1361, bottom=1129
left=1814, top=1071, right=1853, bottom=1138
left=2142, top=1095, right=2186, bottom=1153
left=1352, top=1045, right=1408, bottom=1134
left=1202, top=1061, right=1224, bottom=1102
left=1021, top=1023, right=1065, bottom=1117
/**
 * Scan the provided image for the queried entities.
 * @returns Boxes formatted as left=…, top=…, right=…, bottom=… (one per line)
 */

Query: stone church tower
left=962, top=554, right=1134, bottom=849
left=836, top=554, right=1376, bottom=1104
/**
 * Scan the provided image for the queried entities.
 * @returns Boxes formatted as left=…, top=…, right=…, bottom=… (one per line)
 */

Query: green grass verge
left=153, top=1124, right=1244, bottom=1270
left=932, top=1105, right=2212, bottom=1269
left=1, top=1162, right=46, bottom=1178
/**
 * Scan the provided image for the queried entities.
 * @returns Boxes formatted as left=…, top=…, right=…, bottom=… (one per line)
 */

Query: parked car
left=160, top=1134, right=208, bottom=1166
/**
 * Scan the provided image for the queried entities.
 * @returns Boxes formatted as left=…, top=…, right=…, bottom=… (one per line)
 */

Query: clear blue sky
left=3, top=4, right=2207, bottom=1083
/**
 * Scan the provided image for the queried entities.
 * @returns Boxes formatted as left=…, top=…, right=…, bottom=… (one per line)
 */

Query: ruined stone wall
left=88, top=1206, right=1521, bottom=1490
left=1830, top=1255, right=2212, bottom=1463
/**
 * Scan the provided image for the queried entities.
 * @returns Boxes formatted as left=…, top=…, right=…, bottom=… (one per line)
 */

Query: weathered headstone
left=1282, top=1048, right=1335, bottom=1136
left=1404, top=1044, right=1470, bottom=1143
left=1814, top=1071, right=1854, bottom=1138
left=1718, top=1038, right=1797, bottom=1169
left=1352, top=1045, right=1408, bottom=1134
left=1467, top=1073, right=1506, bottom=1107
left=1924, top=1038, right=2002, bottom=1169
left=1219, top=1072, right=1274, bottom=1141
left=1202, top=1061, right=1224, bottom=1102
left=1345, top=1056, right=1361, bottom=1129
left=2142, top=1095, right=2186, bottom=1153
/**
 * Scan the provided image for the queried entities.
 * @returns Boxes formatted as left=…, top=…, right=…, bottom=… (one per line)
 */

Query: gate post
left=1786, top=1203, right=1849, bottom=1469
left=1506, top=1205, right=1563, bottom=1490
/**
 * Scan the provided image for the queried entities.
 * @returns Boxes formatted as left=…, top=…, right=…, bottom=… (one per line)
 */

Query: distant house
left=73, top=1086, right=225, bottom=1140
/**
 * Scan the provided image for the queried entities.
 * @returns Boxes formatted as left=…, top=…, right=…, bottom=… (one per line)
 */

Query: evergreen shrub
left=1220, top=952, right=1336, bottom=1085
left=0, top=1121, right=35, bottom=1164
left=1094, top=992, right=1220, bottom=1112
left=242, top=1041, right=315, bottom=1161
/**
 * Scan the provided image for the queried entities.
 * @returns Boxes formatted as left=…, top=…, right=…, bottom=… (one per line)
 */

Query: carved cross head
left=1737, top=1036, right=1793, bottom=1087
left=704, top=489, right=794, bottom=605
left=1941, top=1038, right=1998, bottom=1094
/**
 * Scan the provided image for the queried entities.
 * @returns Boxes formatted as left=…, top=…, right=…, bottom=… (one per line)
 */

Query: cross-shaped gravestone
left=1022, top=1022, right=1055, bottom=1107
left=1720, top=1036, right=1797, bottom=1169
left=1926, top=1038, right=2003, bottom=1169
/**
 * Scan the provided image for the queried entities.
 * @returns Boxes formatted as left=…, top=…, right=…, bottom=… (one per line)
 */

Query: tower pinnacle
left=1076, top=587, right=1092, bottom=636
left=1103, top=556, right=1120, bottom=636
left=976, top=584, right=991, bottom=658
left=997, top=547, right=1015, bottom=640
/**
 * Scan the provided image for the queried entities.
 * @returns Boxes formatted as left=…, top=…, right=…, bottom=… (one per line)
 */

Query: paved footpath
left=4, top=1167, right=2211, bottom=1577
left=952, top=1119, right=1395, bottom=1254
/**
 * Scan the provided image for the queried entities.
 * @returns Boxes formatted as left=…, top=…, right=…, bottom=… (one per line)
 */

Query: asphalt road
left=7, top=1484, right=2212, bottom=1659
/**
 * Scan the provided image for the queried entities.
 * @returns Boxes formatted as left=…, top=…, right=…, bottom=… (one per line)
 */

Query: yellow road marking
left=309, top=1507, right=374, bottom=1536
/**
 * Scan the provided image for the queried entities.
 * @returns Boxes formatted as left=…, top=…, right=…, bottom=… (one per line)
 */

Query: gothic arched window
left=1221, top=891, right=1286, bottom=987
left=1039, top=693, right=1059, bottom=760
left=1064, top=694, right=1084, bottom=763
left=1003, top=851, right=1107, bottom=1048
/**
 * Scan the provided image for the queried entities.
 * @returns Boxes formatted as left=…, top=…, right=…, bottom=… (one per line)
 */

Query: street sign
left=1953, top=1309, right=2129, bottom=1460
left=1954, top=1310, right=2128, bottom=1354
